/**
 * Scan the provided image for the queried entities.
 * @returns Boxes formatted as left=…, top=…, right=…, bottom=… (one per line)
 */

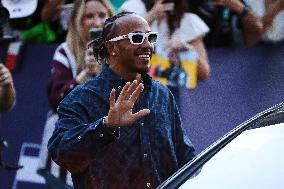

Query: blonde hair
left=66, top=0, right=114, bottom=73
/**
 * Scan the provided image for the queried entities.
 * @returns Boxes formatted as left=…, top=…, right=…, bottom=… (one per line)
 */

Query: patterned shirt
left=48, top=65, right=195, bottom=189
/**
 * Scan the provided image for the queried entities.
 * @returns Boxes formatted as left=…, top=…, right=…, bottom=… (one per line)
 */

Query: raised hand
left=105, top=80, right=150, bottom=127
left=147, top=0, right=175, bottom=23
left=76, top=47, right=102, bottom=84
left=0, top=64, right=13, bottom=87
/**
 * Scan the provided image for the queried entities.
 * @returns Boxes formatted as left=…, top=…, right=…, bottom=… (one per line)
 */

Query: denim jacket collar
left=99, top=64, right=152, bottom=93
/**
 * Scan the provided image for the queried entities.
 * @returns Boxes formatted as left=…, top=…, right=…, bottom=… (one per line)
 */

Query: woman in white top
left=244, top=0, right=284, bottom=43
left=120, top=0, right=211, bottom=81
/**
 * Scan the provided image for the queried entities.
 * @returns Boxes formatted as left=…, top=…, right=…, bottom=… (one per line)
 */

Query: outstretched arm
left=145, top=0, right=174, bottom=24
left=190, top=37, right=211, bottom=81
left=214, top=0, right=263, bottom=46
left=262, top=0, right=284, bottom=32
left=48, top=80, right=149, bottom=173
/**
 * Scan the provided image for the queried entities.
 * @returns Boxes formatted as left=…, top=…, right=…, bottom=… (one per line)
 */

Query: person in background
left=41, top=0, right=125, bottom=42
left=190, top=0, right=263, bottom=48
left=48, top=12, right=195, bottom=189
left=2, top=0, right=69, bottom=44
left=37, top=0, right=114, bottom=187
left=47, top=0, right=113, bottom=111
left=244, top=0, right=284, bottom=43
left=120, top=0, right=211, bottom=81
left=41, top=0, right=74, bottom=43
left=0, top=64, right=16, bottom=112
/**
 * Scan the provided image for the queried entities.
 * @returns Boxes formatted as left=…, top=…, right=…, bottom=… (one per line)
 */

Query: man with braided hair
left=48, top=12, right=195, bottom=189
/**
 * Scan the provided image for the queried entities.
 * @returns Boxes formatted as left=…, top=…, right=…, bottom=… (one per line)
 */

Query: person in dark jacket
left=48, top=12, right=195, bottom=189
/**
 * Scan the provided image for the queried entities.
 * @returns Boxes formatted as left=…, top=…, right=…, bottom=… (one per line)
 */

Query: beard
left=132, top=62, right=150, bottom=75
left=137, top=65, right=149, bottom=75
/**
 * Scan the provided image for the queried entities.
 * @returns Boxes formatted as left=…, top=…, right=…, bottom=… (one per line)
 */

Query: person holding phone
left=37, top=0, right=114, bottom=186
left=189, top=0, right=264, bottom=47
left=0, top=64, right=16, bottom=112
left=120, top=0, right=211, bottom=81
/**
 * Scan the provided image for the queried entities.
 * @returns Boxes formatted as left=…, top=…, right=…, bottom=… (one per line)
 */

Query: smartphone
left=89, top=28, right=103, bottom=40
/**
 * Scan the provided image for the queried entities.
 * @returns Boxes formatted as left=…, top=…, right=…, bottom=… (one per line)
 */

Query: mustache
left=135, top=49, right=152, bottom=55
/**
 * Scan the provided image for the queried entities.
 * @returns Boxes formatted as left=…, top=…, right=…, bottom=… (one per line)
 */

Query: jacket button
left=146, top=182, right=151, bottom=188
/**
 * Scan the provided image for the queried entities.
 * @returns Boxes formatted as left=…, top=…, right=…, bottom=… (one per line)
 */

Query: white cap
left=2, top=0, right=38, bottom=19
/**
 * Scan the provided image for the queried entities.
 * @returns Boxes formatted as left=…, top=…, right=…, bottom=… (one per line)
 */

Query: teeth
left=139, top=55, right=150, bottom=58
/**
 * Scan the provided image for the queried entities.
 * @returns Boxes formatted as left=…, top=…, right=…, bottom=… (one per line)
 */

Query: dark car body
left=157, top=102, right=284, bottom=189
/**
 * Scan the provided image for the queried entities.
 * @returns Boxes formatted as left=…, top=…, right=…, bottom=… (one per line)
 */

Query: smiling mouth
left=138, top=54, right=151, bottom=59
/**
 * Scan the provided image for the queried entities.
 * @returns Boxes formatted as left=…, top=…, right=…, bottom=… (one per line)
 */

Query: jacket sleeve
left=47, top=88, right=119, bottom=173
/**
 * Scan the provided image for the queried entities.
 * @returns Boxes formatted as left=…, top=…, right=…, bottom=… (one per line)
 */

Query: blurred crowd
left=1, top=0, right=284, bottom=188
left=1, top=0, right=283, bottom=45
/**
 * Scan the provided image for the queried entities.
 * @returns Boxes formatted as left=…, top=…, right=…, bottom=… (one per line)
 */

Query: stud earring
left=112, top=52, right=116, bottom=56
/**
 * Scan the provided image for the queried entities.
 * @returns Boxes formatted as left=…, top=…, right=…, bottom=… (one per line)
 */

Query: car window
left=178, top=123, right=284, bottom=189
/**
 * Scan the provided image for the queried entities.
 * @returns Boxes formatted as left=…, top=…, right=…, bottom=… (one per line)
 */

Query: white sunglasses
left=108, top=32, right=158, bottom=45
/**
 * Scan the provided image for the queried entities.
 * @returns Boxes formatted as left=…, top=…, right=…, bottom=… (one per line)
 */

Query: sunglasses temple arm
left=109, top=35, right=127, bottom=42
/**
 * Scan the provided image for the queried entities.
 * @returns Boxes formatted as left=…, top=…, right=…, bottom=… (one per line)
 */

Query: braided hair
left=91, top=12, right=135, bottom=64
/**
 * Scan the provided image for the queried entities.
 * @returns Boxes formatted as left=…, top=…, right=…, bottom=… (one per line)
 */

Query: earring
left=112, top=52, right=116, bottom=56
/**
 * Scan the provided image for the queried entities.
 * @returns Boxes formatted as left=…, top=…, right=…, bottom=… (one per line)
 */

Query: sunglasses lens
left=132, top=34, right=144, bottom=44
left=148, top=33, right=158, bottom=43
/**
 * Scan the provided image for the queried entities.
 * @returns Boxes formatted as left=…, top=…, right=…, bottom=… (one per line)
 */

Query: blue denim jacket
left=48, top=65, right=195, bottom=189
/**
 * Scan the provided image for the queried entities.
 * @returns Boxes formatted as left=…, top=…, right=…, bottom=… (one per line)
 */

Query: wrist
left=146, top=11, right=155, bottom=24
left=103, top=116, right=112, bottom=127
left=102, top=116, right=121, bottom=139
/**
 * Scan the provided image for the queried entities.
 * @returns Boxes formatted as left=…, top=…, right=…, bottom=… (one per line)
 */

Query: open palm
left=105, top=80, right=150, bottom=127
